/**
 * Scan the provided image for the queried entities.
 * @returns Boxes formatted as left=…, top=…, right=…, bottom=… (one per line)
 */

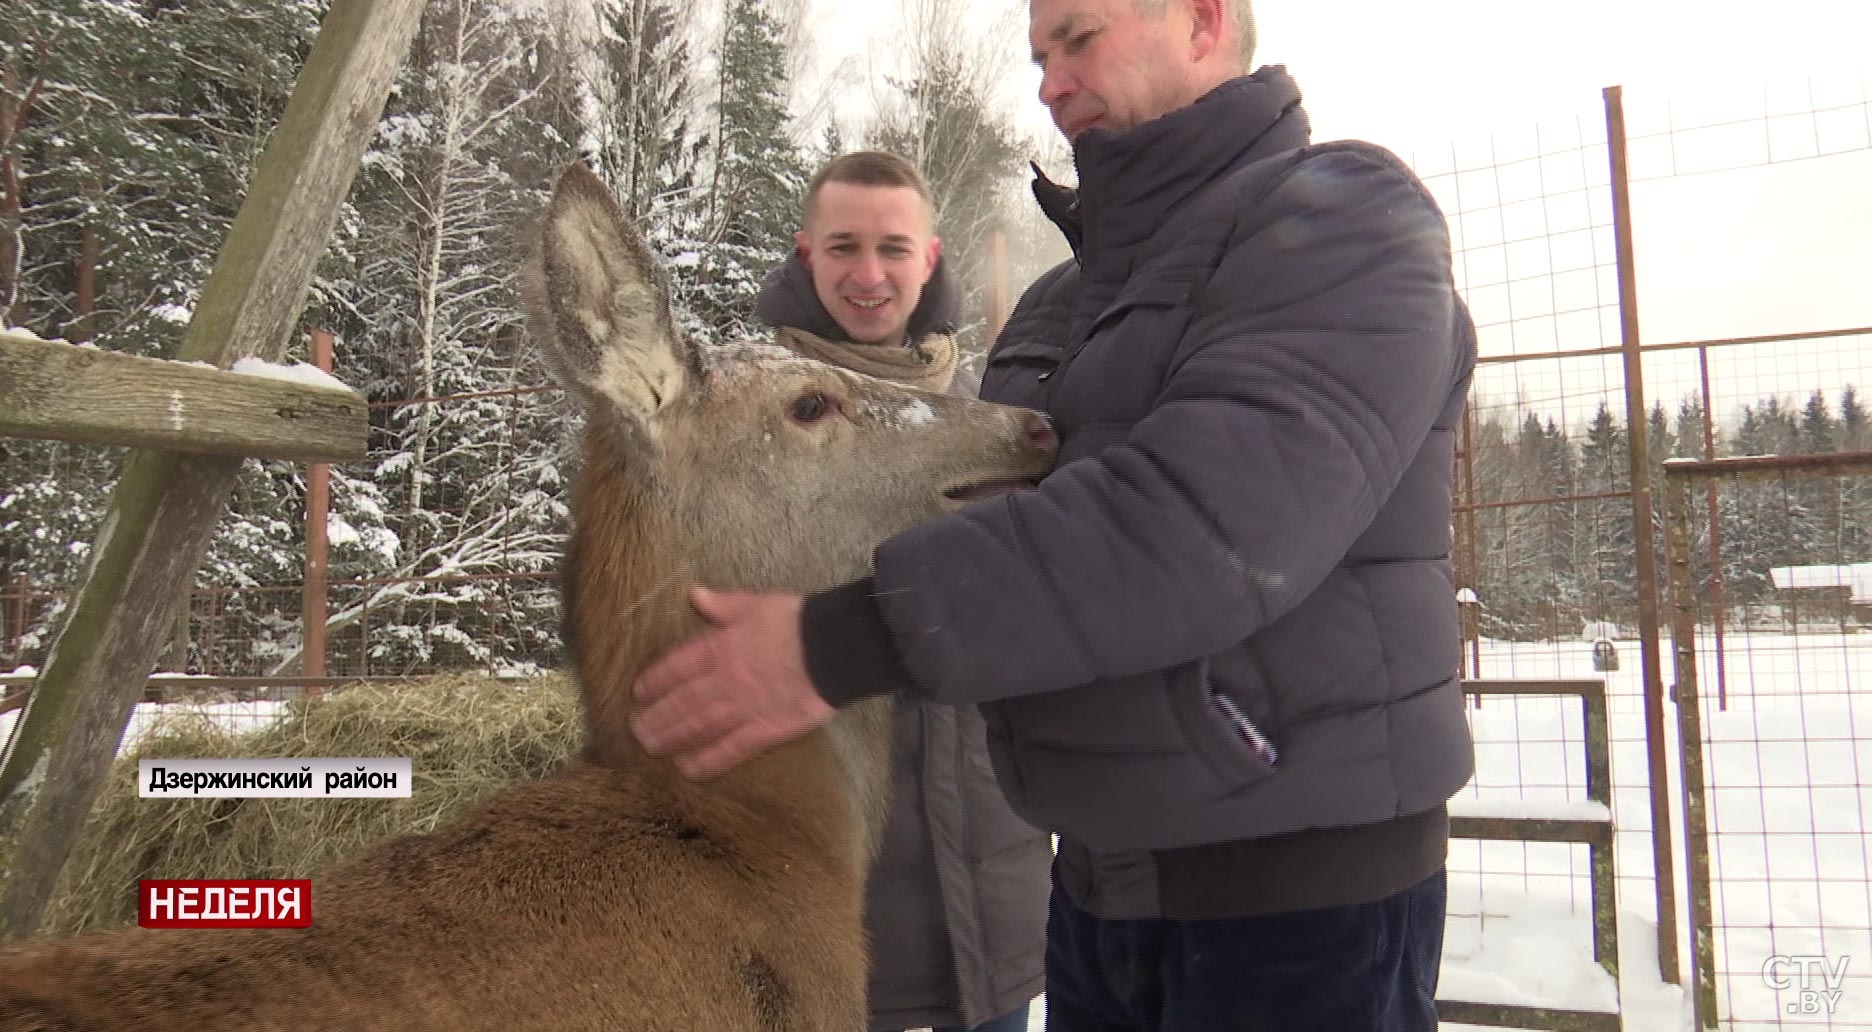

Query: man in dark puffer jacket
left=630, top=0, right=1479, bottom=1026
left=754, top=151, right=1049, bottom=1032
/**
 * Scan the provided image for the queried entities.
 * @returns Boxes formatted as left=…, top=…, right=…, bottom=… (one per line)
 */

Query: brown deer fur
left=0, top=165, right=1055, bottom=1031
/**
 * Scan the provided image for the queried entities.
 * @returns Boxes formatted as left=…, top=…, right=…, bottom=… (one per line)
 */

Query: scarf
left=774, top=325, right=960, bottom=395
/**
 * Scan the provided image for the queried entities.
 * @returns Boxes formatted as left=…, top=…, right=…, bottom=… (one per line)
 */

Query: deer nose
left=1022, top=411, right=1058, bottom=454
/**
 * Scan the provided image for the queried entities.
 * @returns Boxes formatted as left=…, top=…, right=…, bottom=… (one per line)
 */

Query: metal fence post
left=303, top=329, right=334, bottom=688
left=1604, top=83, right=1681, bottom=986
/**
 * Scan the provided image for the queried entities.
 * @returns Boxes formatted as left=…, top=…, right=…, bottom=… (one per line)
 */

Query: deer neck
left=561, top=473, right=696, bottom=765
left=563, top=461, right=896, bottom=878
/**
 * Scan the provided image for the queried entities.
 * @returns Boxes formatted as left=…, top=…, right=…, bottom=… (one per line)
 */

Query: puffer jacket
left=801, top=67, right=1478, bottom=920
left=755, top=254, right=1050, bottom=1028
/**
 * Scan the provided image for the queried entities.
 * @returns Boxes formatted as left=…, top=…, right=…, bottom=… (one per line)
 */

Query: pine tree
left=1840, top=385, right=1870, bottom=561
left=1578, top=402, right=1633, bottom=627
left=1467, top=408, right=1546, bottom=640
left=1799, top=389, right=1838, bottom=455
left=1662, top=392, right=1722, bottom=604
left=293, top=0, right=583, bottom=673
left=1676, top=395, right=1709, bottom=458
left=592, top=0, right=702, bottom=224
left=868, top=45, right=1025, bottom=355
left=1477, top=412, right=1582, bottom=639
left=1842, top=385, right=1869, bottom=451
left=691, top=0, right=807, bottom=338
left=0, top=0, right=326, bottom=668
left=1723, top=399, right=1820, bottom=611
left=1793, top=389, right=1843, bottom=570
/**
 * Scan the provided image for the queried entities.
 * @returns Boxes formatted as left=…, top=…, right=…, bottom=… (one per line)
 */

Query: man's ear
left=794, top=230, right=813, bottom=268
left=925, top=235, right=943, bottom=277
left=1186, top=0, right=1226, bottom=60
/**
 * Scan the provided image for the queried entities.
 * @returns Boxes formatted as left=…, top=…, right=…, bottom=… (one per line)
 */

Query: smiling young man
left=751, top=151, right=1050, bottom=1032
left=786, top=163, right=938, bottom=348
left=633, top=2, right=1480, bottom=1029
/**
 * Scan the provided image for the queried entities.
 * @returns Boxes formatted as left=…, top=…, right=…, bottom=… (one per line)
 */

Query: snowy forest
left=1464, top=389, right=1871, bottom=641
left=1, top=0, right=1866, bottom=675
left=0, top=0, right=1063, bottom=675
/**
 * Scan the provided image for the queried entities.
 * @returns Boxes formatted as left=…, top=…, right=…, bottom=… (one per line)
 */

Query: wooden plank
left=0, top=0, right=427, bottom=941
left=1464, top=678, right=1607, bottom=700
left=1451, top=816, right=1613, bottom=845
left=1663, top=470, right=1720, bottom=1026
left=1437, top=999, right=1622, bottom=1032
left=0, top=332, right=364, bottom=463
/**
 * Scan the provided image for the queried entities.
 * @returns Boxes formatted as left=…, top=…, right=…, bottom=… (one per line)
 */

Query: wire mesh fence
left=1666, top=455, right=1872, bottom=1031
left=1416, top=73, right=1872, bottom=1029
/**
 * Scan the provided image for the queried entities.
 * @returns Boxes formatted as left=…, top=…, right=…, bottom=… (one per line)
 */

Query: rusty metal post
left=1461, top=404, right=1483, bottom=681
left=1604, top=84, right=1680, bottom=985
left=1695, top=347, right=1730, bottom=709
left=165, top=585, right=190, bottom=678
left=302, top=329, right=334, bottom=685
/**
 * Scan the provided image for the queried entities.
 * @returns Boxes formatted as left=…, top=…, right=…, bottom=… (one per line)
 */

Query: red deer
left=0, top=164, right=1056, bottom=1031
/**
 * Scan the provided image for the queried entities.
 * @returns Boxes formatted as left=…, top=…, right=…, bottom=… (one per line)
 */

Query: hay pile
left=43, top=672, right=584, bottom=935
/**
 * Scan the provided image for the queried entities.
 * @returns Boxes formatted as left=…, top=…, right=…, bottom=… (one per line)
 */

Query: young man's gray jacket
left=754, top=255, right=1049, bottom=1028
left=800, top=66, right=1479, bottom=920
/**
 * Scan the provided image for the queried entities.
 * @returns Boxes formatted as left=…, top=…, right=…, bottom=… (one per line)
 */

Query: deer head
left=522, top=164, right=1056, bottom=774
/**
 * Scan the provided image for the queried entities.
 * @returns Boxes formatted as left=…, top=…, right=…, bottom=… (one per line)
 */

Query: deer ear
left=525, top=163, right=691, bottom=427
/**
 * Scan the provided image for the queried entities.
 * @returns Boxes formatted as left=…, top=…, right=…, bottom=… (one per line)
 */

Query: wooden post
left=0, top=578, right=16, bottom=671
left=0, top=0, right=426, bottom=941
left=987, top=230, right=1010, bottom=345
left=0, top=332, right=364, bottom=461
left=303, top=330, right=333, bottom=685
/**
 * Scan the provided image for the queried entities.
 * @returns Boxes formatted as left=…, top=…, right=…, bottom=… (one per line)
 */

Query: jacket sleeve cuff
left=800, top=576, right=912, bottom=708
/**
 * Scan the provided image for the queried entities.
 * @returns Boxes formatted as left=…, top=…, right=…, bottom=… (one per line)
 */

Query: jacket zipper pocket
left=1210, top=691, right=1280, bottom=768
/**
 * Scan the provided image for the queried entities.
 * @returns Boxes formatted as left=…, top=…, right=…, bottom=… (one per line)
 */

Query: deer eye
left=788, top=391, right=832, bottom=424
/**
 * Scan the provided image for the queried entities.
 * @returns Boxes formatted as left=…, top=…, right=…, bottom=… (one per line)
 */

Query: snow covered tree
left=688, top=0, right=807, bottom=338
left=0, top=0, right=325, bottom=667
left=1720, top=398, right=1816, bottom=609
left=1577, top=402, right=1633, bottom=627
left=286, top=0, right=582, bottom=673
left=866, top=21, right=1027, bottom=356
left=589, top=0, right=703, bottom=224
left=1470, top=410, right=1583, bottom=639
left=1791, top=389, right=1845, bottom=571
left=1840, top=385, right=1870, bottom=562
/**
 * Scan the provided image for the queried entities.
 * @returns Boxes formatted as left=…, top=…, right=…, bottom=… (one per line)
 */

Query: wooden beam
left=1462, top=678, right=1607, bottom=699
left=1450, top=815, right=1614, bottom=845
left=1436, top=999, right=1621, bottom=1032
left=0, top=0, right=427, bottom=941
left=0, top=332, right=364, bottom=463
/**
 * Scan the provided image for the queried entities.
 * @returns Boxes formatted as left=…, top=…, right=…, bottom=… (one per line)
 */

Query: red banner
left=138, top=880, right=313, bottom=928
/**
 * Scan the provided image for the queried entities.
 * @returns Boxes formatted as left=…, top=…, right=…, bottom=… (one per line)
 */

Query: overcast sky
left=803, top=0, right=1872, bottom=427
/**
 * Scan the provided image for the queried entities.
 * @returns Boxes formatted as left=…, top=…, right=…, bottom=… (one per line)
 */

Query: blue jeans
left=1043, top=868, right=1446, bottom=1032
left=874, top=1002, right=1031, bottom=1032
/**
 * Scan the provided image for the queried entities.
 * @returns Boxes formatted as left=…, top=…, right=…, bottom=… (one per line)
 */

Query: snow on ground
left=7, top=629, right=1867, bottom=1029
left=0, top=669, right=289, bottom=755
left=1454, top=629, right=1871, bottom=1030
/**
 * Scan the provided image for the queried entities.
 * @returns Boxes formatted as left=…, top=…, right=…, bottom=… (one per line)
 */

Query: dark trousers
left=1043, top=868, right=1446, bottom=1032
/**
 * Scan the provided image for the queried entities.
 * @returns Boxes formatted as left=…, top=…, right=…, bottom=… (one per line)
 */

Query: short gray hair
left=1134, top=0, right=1256, bottom=70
